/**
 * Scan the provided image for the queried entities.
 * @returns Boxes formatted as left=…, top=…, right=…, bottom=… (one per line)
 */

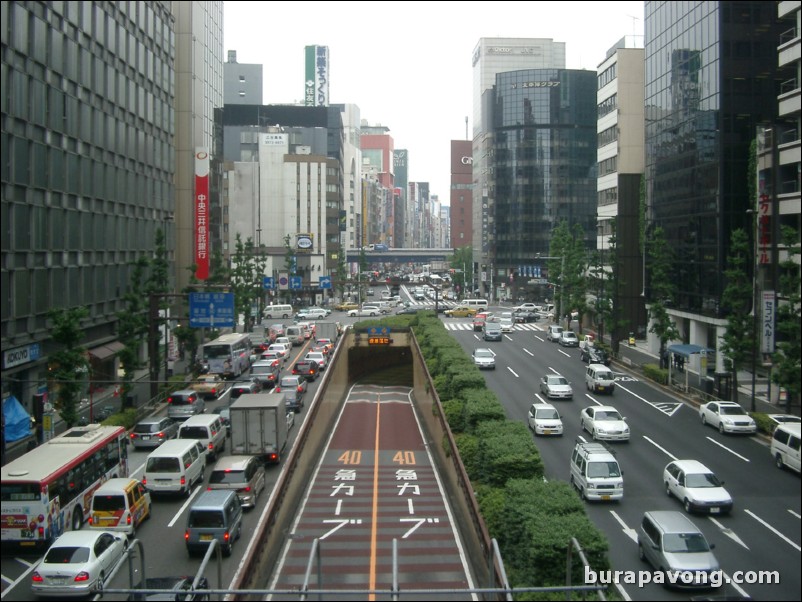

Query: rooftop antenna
left=465, top=116, right=468, bottom=140
left=627, top=14, right=641, bottom=36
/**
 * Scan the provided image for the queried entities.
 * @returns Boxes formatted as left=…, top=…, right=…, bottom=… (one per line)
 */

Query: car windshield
left=663, top=532, right=710, bottom=553
left=209, top=470, right=246, bottom=485
left=596, top=411, right=622, bottom=421
left=92, top=494, right=126, bottom=512
left=720, top=406, right=747, bottom=416
left=475, top=350, right=493, bottom=358
left=547, top=376, right=568, bottom=385
left=536, top=409, right=560, bottom=420
left=596, top=371, right=614, bottom=380
left=44, top=545, right=90, bottom=564
left=685, top=472, right=722, bottom=488
left=134, top=423, right=158, bottom=434
left=587, top=461, right=621, bottom=478
left=281, top=378, right=299, bottom=387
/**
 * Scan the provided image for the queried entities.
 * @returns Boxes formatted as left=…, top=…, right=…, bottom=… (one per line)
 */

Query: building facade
left=224, top=49, right=263, bottom=106
left=450, top=140, right=473, bottom=250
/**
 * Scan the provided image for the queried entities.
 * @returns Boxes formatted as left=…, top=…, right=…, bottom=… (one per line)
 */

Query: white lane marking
left=584, top=393, right=603, bottom=406
left=507, top=366, right=520, bottom=377
left=130, top=463, right=145, bottom=479
left=708, top=516, right=749, bottom=550
left=744, top=509, right=801, bottom=551
left=557, top=349, right=571, bottom=357
left=610, top=510, right=638, bottom=543
left=614, top=583, right=633, bottom=601
left=533, top=335, right=546, bottom=342
left=616, top=382, right=683, bottom=416
left=721, top=572, right=751, bottom=598
left=0, top=562, right=38, bottom=599
left=705, top=437, right=751, bottom=462
left=789, top=509, right=801, bottom=519
left=523, top=348, right=535, bottom=357
left=167, top=486, right=202, bottom=527
left=642, top=436, right=679, bottom=460
left=334, top=499, right=342, bottom=516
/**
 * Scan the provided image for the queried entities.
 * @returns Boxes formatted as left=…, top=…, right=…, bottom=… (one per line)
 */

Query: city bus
left=1, top=424, right=129, bottom=549
left=202, top=332, right=252, bottom=378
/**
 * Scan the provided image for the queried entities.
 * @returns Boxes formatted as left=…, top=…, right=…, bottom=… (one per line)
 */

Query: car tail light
left=275, top=386, right=281, bottom=392
left=130, top=433, right=137, bottom=439
left=224, top=531, right=230, bottom=541
left=297, top=386, right=303, bottom=392
left=31, top=572, right=43, bottom=583
left=127, top=515, right=132, bottom=525
left=142, top=476, right=147, bottom=485
left=167, top=397, right=173, bottom=404
left=185, top=530, right=190, bottom=541
left=74, top=572, right=90, bottom=583
left=208, top=442, right=214, bottom=451
left=242, top=486, right=251, bottom=492
left=211, top=388, right=217, bottom=395
left=157, top=431, right=165, bottom=439
left=180, top=476, right=186, bottom=486
left=88, top=516, right=94, bottom=525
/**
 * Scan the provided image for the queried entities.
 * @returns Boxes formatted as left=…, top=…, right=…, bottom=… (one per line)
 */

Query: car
left=209, top=406, right=231, bottom=430
left=296, top=321, right=314, bottom=339
left=527, top=403, right=564, bottom=436
left=397, top=306, right=426, bottom=315
left=766, top=414, right=801, bottom=432
left=296, top=308, right=328, bottom=320
left=249, top=343, right=270, bottom=363
left=275, top=336, right=293, bottom=349
left=188, top=374, right=224, bottom=400
left=268, top=323, right=286, bottom=338
left=31, top=530, right=128, bottom=597
left=266, top=343, right=290, bottom=361
left=580, top=345, right=610, bottom=365
left=335, top=301, right=359, bottom=312
left=539, top=374, right=573, bottom=400
left=316, top=338, right=335, bottom=353
left=276, top=374, right=308, bottom=396
left=249, top=359, right=281, bottom=389
left=293, top=359, right=320, bottom=381
left=229, top=378, right=262, bottom=399
left=472, top=312, right=492, bottom=331
left=445, top=305, right=478, bottom=318
left=166, top=390, right=206, bottom=421
left=513, top=310, right=539, bottom=323
left=482, top=320, right=503, bottom=341
left=663, top=460, right=733, bottom=515
left=499, top=313, right=515, bottom=332
left=559, top=331, right=580, bottom=347
left=472, top=347, right=496, bottom=370
left=699, top=401, right=757, bottom=434
left=208, top=455, right=266, bottom=509
left=367, top=288, right=375, bottom=296
left=348, top=305, right=381, bottom=317
left=130, top=417, right=179, bottom=449
left=546, top=325, right=564, bottom=342
left=260, top=350, right=286, bottom=365
left=513, top=302, right=538, bottom=313
left=129, top=576, right=210, bottom=601
left=305, top=351, right=327, bottom=371
left=580, top=405, right=630, bottom=441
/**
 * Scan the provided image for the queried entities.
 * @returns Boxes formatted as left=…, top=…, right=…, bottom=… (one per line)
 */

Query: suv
left=277, top=375, right=307, bottom=412
left=482, top=320, right=503, bottom=341
left=570, top=441, right=624, bottom=501
left=166, top=390, right=205, bottom=421
left=546, top=325, right=564, bottom=343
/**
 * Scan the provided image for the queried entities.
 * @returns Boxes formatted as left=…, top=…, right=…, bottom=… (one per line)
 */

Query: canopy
left=3, top=395, right=31, bottom=443
left=667, top=344, right=714, bottom=358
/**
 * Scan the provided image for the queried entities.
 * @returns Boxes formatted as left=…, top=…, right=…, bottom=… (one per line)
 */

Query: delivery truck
left=229, top=394, right=288, bottom=464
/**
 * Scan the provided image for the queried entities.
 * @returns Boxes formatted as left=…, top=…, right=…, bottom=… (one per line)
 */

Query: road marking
left=584, top=393, right=604, bottom=406
left=0, top=562, right=37, bottom=599
left=705, top=437, right=751, bottom=462
left=610, top=510, right=638, bottom=543
left=708, top=516, right=749, bottom=549
left=642, top=436, right=678, bottom=460
left=745, top=509, right=801, bottom=551
left=130, top=463, right=145, bottom=479
left=557, top=349, right=571, bottom=357
left=533, top=335, right=546, bottom=342
left=523, top=348, right=535, bottom=357
left=507, top=367, right=520, bottom=377
left=721, top=572, right=751, bottom=598
left=369, top=392, right=382, bottom=598
left=789, top=509, right=801, bottom=519
left=616, top=383, right=683, bottom=416
left=167, top=486, right=202, bottom=527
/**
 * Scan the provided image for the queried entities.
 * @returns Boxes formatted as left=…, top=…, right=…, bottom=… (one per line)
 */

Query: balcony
left=778, top=78, right=801, bottom=117
left=778, top=26, right=801, bottom=68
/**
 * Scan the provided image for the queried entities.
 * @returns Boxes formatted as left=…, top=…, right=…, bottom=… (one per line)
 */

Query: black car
left=396, top=307, right=426, bottom=315
left=129, top=576, right=210, bottom=600
left=230, top=378, right=262, bottom=399
left=580, top=345, right=610, bottom=365
left=292, top=359, right=320, bottom=382
left=513, top=310, right=539, bottom=323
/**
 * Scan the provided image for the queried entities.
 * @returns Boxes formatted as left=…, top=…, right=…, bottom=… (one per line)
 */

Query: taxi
left=445, top=305, right=478, bottom=318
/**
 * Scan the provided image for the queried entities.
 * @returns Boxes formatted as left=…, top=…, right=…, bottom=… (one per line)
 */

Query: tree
left=565, top=223, right=590, bottom=332
left=282, top=234, right=295, bottom=304
left=116, top=257, right=149, bottom=406
left=450, top=245, right=474, bottom=296
left=548, top=221, right=572, bottom=321
left=231, top=234, right=262, bottom=332
left=48, top=307, right=90, bottom=428
left=646, top=226, right=679, bottom=368
left=719, top=229, right=755, bottom=402
left=772, top=226, right=801, bottom=411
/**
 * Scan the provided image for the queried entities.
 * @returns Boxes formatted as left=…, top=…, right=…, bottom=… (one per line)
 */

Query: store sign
left=761, top=291, right=775, bottom=353
left=3, top=343, right=41, bottom=369
left=297, top=234, right=313, bottom=251
left=194, top=149, right=210, bottom=280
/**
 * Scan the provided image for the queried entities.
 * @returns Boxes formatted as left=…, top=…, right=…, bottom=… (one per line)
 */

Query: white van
left=285, top=325, right=305, bottom=346
left=585, top=364, right=616, bottom=394
left=263, top=304, right=294, bottom=319
left=771, top=423, right=801, bottom=473
left=463, top=298, right=489, bottom=310
left=143, top=439, right=206, bottom=496
left=570, top=441, right=624, bottom=501
left=178, top=414, right=227, bottom=462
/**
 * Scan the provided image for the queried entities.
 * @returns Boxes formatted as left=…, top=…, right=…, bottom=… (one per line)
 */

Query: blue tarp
left=3, top=395, right=31, bottom=443
left=668, top=344, right=715, bottom=358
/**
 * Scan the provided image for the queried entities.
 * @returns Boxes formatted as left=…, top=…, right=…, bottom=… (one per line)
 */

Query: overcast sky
left=223, top=1, right=645, bottom=200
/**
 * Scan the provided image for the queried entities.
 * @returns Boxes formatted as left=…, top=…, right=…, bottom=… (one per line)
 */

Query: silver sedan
left=539, top=374, right=573, bottom=400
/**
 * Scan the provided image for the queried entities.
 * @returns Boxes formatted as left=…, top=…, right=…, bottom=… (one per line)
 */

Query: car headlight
left=723, top=417, right=734, bottom=424
left=596, top=426, right=606, bottom=433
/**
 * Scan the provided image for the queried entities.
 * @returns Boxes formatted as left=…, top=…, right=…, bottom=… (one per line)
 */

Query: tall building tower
left=450, top=140, right=473, bottom=250
left=172, top=1, right=224, bottom=291
left=596, top=36, right=647, bottom=347
left=224, top=50, right=263, bottom=105
left=644, top=1, right=786, bottom=372
left=471, top=38, right=566, bottom=294
left=1, top=1, right=176, bottom=410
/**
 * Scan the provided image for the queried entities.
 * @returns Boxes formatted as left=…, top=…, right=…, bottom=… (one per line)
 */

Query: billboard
left=194, top=148, right=210, bottom=280
left=304, top=45, right=329, bottom=107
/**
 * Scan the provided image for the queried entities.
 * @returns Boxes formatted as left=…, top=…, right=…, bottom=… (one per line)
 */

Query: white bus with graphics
left=202, top=333, right=252, bottom=378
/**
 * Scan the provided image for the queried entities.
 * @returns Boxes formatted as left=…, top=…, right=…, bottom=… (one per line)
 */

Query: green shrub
left=750, top=412, right=775, bottom=435
left=643, top=363, right=668, bottom=385
left=474, top=483, right=506, bottom=536
left=453, top=432, right=480, bottom=479
left=101, top=408, right=138, bottom=429
left=442, top=398, right=466, bottom=433
left=475, top=421, right=544, bottom=486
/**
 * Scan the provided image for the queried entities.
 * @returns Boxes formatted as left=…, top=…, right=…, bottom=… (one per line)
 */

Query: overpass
left=345, top=248, right=453, bottom=264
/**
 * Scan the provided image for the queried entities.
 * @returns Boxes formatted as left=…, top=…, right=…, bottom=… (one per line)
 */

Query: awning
left=88, top=341, right=125, bottom=361
left=668, top=343, right=714, bottom=358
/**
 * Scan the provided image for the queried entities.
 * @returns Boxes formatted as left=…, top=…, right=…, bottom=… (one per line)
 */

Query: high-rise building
left=644, top=1, right=787, bottom=372
left=1, top=1, right=177, bottom=410
left=224, top=50, right=263, bottom=105
left=360, top=124, right=395, bottom=247
left=596, top=36, right=647, bottom=346
left=471, top=38, right=566, bottom=295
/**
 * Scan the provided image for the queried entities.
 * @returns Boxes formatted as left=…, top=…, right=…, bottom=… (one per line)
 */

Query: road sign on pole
left=319, top=276, right=332, bottom=289
left=263, top=276, right=275, bottom=290
left=189, top=292, right=235, bottom=328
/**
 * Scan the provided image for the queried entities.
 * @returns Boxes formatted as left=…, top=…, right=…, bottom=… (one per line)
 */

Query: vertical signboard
left=761, top=290, right=775, bottom=354
left=304, top=45, right=329, bottom=107
left=195, top=148, right=210, bottom=280
left=758, top=193, right=772, bottom=265
left=304, top=46, right=316, bottom=106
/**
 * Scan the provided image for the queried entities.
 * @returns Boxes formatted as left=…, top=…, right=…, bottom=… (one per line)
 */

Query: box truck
left=229, top=394, right=288, bottom=464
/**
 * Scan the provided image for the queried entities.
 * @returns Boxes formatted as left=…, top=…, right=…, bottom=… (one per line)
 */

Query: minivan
left=771, top=423, right=801, bottom=473
left=178, top=414, right=227, bottom=462
left=637, top=510, right=720, bottom=588
left=208, top=455, right=266, bottom=509
left=143, top=439, right=206, bottom=497
left=263, top=304, right=294, bottom=320
left=185, top=490, right=243, bottom=557
left=167, top=390, right=206, bottom=421
left=89, top=478, right=151, bottom=536
left=570, top=441, right=623, bottom=501
left=463, top=298, right=489, bottom=310
left=585, top=364, right=616, bottom=394
left=285, top=325, right=305, bottom=346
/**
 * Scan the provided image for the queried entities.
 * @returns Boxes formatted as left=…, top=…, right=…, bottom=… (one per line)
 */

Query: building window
left=238, top=91, right=245, bottom=97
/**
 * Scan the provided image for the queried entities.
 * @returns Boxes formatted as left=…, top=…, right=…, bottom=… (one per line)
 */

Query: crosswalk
left=442, top=322, right=544, bottom=332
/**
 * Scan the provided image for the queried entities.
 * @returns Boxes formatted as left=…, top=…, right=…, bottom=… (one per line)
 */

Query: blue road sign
left=319, top=276, right=332, bottom=289
left=368, top=326, right=392, bottom=337
left=289, top=276, right=302, bottom=290
left=263, top=276, right=275, bottom=290
left=189, top=292, right=235, bottom=328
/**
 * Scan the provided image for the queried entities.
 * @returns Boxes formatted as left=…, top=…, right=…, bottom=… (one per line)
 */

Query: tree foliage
left=449, top=245, right=474, bottom=295
left=646, top=226, right=679, bottom=365
left=720, top=229, right=755, bottom=401
left=230, top=234, right=266, bottom=332
left=48, top=307, right=90, bottom=428
left=116, top=257, right=149, bottom=404
left=772, top=226, right=801, bottom=408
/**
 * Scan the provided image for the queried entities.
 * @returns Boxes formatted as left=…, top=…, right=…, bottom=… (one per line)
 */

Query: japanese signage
left=761, top=290, right=775, bottom=354
left=3, top=343, right=40, bottom=369
left=304, top=45, right=329, bottom=107
left=194, top=148, right=210, bottom=280
left=758, top=194, right=772, bottom=265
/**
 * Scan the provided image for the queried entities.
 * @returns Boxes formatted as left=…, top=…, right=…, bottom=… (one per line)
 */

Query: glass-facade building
left=491, top=69, right=598, bottom=279
left=644, top=1, right=785, bottom=362
left=1, top=1, right=175, bottom=405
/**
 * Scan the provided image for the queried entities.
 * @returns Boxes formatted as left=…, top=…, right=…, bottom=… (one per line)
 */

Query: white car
left=275, top=336, right=293, bottom=349
left=663, top=459, right=733, bottom=515
left=514, top=302, right=538, bottom=313
left=266, top=343, right=290, bottom=362
left=527, top=403, right=563, bottom=436
left=348, top=305, right=381, bottom=317
left=31, top=530, right=128, bottom=597
left=472, top=348, right=496, bottom=370
left=499, top=313, right=515, bottom=333
left=580, top=405, right=630, bottom=441
left=539, top=374, right=573, bottom=400
left=297, top=308, right=328, bottom=320
left=305, top=351, right=327, bottom=370
left=699, top=401, right=757, bottom=434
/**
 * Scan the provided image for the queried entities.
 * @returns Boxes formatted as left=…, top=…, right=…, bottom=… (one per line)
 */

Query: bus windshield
left=204, top=345, right=231, bottom=359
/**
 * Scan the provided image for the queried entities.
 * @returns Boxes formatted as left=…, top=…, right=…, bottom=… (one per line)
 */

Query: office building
left=450, top=140, right=473, bottom=250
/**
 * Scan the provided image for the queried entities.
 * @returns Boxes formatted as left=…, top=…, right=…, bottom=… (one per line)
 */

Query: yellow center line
left=369, top=393, right=381, bottom=600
